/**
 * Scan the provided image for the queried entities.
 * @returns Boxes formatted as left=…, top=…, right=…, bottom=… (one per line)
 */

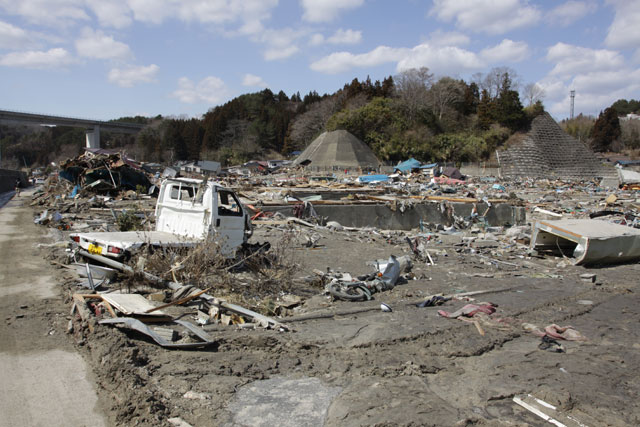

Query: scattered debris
left=532, top=219, right=640, bottom=265
left=513, top=394, right=587, bottom=426
left=99, top=317, right=217, bottom=348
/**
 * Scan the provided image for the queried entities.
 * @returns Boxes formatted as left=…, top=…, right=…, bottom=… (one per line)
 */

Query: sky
left=1, top=0, right=639, bottom=121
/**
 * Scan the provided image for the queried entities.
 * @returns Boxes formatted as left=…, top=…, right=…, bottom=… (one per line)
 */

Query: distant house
left=178, top=160, right=221, bottom=175
left=620, top=113, right=640, bottom=121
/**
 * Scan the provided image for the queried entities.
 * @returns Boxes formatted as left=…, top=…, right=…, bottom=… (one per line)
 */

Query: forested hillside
left=4, top=66, right=637, bottom=169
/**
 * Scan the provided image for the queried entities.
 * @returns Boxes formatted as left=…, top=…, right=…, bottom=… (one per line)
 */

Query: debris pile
left=20, top=140, right=640, bottom=425
left=59, top=150, right=151, bottom=194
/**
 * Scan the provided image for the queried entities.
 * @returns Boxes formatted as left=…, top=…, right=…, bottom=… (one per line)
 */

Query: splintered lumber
left=78, top=250, right=288, bottom=330
left=72, top=294, right=92, bottom=322
left=144, top=287, right=211, bottom=313
left=100, top=293, right=168, bottom=317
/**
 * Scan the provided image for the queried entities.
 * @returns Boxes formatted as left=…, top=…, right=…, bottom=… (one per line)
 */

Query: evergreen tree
left=477, top=90, right=494, bottom=130
left=591, top=107, right=621, bottom=152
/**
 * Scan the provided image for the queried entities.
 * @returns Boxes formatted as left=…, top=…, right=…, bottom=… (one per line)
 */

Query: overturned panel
left=532, top=219, right=640, bottom=265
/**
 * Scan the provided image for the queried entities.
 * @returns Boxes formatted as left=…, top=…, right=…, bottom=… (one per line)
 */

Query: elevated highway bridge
left=0, top=109, right=145, bottom=149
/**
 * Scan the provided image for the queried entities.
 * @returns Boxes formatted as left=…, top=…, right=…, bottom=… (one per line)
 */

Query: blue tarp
left=395, top=159, right=437, bottom=172
left=419, top=162, right=438, bottom=169
left=357, top=174, right=389, bottom=183
left=394, top=158, right=421, bottom=172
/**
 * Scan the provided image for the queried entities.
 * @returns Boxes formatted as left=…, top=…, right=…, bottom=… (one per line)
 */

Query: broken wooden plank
left=101, top=293, right=168, bottom=317
left=145, top=287, right=211, bottom=313
left=71, top=294, right=94, bottom=332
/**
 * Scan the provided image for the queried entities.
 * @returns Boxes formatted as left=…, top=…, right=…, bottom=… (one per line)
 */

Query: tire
left=328, top=282, right=368, bottom=301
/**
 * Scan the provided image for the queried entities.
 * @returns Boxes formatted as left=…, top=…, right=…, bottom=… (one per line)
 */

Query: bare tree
left=522, top=83, right=546, bottom=107
left=475, top=66, right=520, bottom=99
left=394, top=67, right=434, bottom=121
left=287, top=96, right=340, bottom=150
left=427, top=77, right=465, bottom=121
left=621, top=118, right=640, bottom=149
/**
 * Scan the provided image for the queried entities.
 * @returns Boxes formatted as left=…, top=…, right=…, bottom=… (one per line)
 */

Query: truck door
left=213, top=188, right=245, bottom=255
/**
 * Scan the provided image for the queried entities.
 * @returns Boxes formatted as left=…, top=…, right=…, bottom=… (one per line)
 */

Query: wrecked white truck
left=71, top=178, right=252, bottom=259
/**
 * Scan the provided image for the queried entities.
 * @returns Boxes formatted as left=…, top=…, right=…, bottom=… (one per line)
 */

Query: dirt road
left=0, top=190, right=106, bottom=427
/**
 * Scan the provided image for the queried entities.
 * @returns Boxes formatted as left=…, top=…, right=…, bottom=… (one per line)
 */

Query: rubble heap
left=499, top=112, right=615, bottom=180
left=59, top=150, right=151, bottom=193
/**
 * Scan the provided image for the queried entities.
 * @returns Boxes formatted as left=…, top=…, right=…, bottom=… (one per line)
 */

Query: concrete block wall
left=261, top=201, right=525, bottom=231
left=499, top=112, right=616, bottom=180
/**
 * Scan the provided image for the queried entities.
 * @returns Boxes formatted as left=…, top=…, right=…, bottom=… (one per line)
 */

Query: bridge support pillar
left=86, top=126, right=100, bottom=149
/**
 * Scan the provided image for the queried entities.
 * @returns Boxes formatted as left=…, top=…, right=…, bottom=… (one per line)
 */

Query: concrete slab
left=226, top=377, right=341, bottom=427
left=0, top=350, right=105, bottom=427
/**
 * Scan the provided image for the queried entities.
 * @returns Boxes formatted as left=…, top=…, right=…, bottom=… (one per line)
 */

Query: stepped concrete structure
left=293, top=130, right=380, bottom=170
left=498, top=112, right=614, bottom=180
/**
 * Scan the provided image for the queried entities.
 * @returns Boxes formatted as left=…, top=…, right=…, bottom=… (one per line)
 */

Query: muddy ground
left=7, top=191, right=640, bottom=426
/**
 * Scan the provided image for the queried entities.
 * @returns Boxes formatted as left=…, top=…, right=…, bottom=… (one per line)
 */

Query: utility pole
left=570, top=90, right=575, bottom=120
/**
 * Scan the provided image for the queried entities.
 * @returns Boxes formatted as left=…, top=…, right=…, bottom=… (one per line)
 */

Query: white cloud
left=430, top=0, right=540, bottom=34
left=397, top=43, right=484, bottom=75
left=0, top=20, right=62, bottom=49
left=327, top=28, right=362, bottom=44
left=242, top=73, right=268, bottom=87
left=543, top=69, right=640, bottom=118
left=0, top=20, right=32, bottom=49
left=428, top=30, right=470, bottom=46
left=171, top=76, right=229, bottom=104
left=311, top=46, right=408, bottom=74
left=301, top=0, right=364, bottom=22
left=546, top=42, right=625, bottom=77
left=309, top=28, right=362, bottom=46
left=0, top=0, right=278, bottom=32
left=126, top=0, right=278, bottom=32
left=540, top=40, right=640, bottom=117
left=108, top=64, right=158, bottom=87
left=480, top=39, right=529, bottom=63
left=546, top=1, right=596, bottom=27
left=0, top=0, right=89, bottom=27
left=75, top=28, right=132, bottom=60
left=253, top=27, right=306, bottom=60
left=311, top=41, right=491, bottom=76
left=126, top=0, right=172, bottom=24
left=86, top=0, right=132, bottom=28
left=264, top=45, right=299, bottom=60
left=605, top=0, right=640, bottom=49
left=309, top=33, right=325, bottom=46
left=0, top=47, right=75, bottom=68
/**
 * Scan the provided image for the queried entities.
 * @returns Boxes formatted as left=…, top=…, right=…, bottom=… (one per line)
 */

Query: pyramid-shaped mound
left=293, top=130, right=380, bottom=169
left=499, top=112, right=614, bottom=180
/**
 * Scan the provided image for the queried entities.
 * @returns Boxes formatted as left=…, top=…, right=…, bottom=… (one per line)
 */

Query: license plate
left=87, top=243, right=102, bottom=255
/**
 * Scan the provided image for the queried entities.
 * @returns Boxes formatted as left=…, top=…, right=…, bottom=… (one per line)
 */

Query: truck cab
left=155, top=178, right=251, bottom=252
left=71, top=178, right=252, bottom=259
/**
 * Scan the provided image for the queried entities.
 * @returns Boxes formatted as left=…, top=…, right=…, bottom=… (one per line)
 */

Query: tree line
left=562, top=98, right=640, bottom=153
left=2, top=66, right=559, bottom=168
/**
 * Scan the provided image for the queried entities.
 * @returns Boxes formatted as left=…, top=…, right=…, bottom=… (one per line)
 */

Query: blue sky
left=1, top=0, right=639, bottom=121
